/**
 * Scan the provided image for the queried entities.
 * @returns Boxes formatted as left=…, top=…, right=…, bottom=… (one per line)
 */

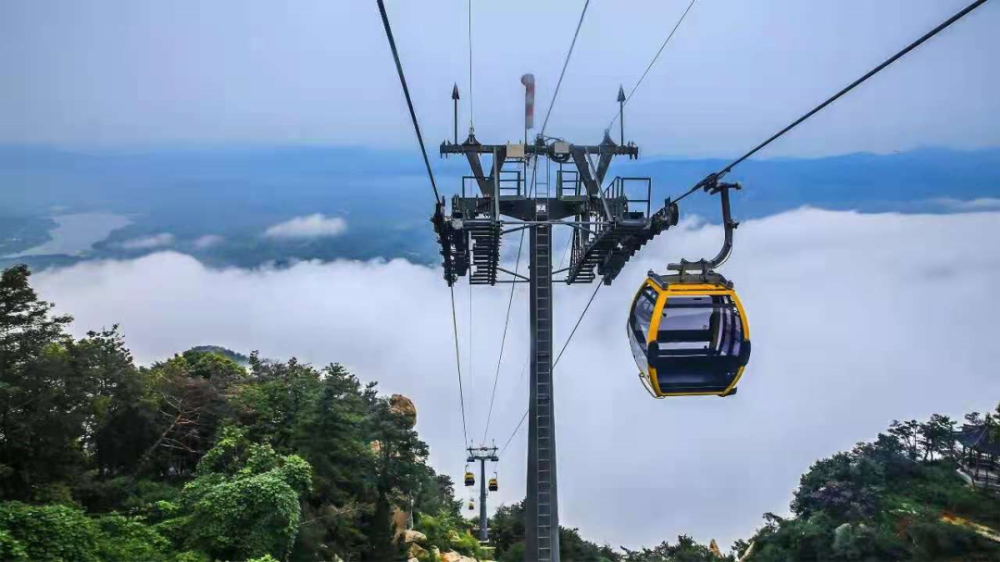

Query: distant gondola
left=464, top=471, right=475, bottom=487
left=488, top=477, right=498, bottom=492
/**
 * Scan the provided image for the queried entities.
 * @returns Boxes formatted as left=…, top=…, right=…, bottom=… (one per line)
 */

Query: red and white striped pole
left=521, top=73, right=535, bottom=141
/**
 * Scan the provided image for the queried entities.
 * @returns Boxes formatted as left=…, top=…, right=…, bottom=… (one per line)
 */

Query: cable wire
left=717, top=0, right=990, bottom=177
left=482, top=0, right=593, bottom=449
left=540, top=0, right=592, bottom=135
left=499, top=409, right=529, bottom=459
left=608, top=0, right=697, bottom=130
left=553, top=281, right=603, bottom=368
left=668, top=0, right=990, bottom=206
left=480, top=152, right=539, bottom=445
left=496, top=279, right=604, bottom=463
left=376, top=0, right=440, bottom=202
left=449, top=286, right=470, bottom=448
left=468, top=280, right=473, bottom=427
left=480, top=230, right=524, bottom=444
left=468, top=0, right=474, bottom=129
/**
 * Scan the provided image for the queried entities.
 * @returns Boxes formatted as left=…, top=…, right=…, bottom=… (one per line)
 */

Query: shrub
left=95, top=513, right=173, bottom=562
left=0, top=501, right=101, bottom=562
left=0, top=528, right=28, bottom=562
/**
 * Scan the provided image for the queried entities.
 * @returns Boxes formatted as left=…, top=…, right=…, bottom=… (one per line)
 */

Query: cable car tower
left=466, top=445, right=500, bottom=542
left=433, top=82, right=677, bottom=562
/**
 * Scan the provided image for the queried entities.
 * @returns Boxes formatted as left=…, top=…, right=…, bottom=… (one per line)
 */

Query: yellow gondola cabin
left=628, top=271, right=750, bottom=398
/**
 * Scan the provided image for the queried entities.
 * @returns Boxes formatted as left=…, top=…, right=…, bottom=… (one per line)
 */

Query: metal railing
left=604, top=176, right=651, bottom=218
left=556, top=169, right=581, bottom=198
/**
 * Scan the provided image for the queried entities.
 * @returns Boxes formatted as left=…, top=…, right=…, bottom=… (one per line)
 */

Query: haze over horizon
left=2, top=0, right=999, bottom=157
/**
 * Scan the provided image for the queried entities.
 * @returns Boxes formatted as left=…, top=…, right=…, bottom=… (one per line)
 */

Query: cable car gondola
left=628, top=180, right=751, bottom=398
left=468, top=499, right=475, bottom=511
left=464, top=470, right=475, bottom=487
left=488, top=477, right=498, bottom=492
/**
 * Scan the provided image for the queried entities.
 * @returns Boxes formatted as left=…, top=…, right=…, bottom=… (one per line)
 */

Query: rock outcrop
left=390, top=393, right=417, bottom=427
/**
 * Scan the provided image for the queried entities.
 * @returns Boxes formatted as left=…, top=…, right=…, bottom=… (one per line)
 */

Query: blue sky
left=2, top=0, right=998, bottom=157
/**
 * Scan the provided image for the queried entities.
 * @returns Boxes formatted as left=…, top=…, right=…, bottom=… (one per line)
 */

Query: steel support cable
left=499, top=409, right=529, bottom=459
left=540, top=0, right=592, bottom=134
left=469, top=281, right=473, bottom=423
left=480, top=155, right=538, bottom=445
left=670, top=0, right=991, bottom=204
left=497, top=280, right=603, bottom=462
left=608, top=0, right=697, bottom=130
left=450, top=286, right=471, bottom=447
left=480, top=226, right=524, bottom=444
left=468, top=0, right=474, bottom=129
left=553, top=281, right=603, bottom=368
left=376, top=0, right=440, bottom=202
left=481, top=2, right=591, bottom=448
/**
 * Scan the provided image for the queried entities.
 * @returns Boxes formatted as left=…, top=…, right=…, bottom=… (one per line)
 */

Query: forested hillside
left=730, top=412, right=1000, bottom=561
left=0, top=264, right=473, bottom=561
left=1, top=262, right=998, bottom=562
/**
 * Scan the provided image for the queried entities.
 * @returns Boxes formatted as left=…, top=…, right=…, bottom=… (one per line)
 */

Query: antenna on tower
left=452, top=84, right=461, bottom=145
left=617, top=85, right=626, bottom=146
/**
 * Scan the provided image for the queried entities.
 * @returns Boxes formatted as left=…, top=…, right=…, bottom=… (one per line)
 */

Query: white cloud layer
left=263, top=214, right=347, bottom=239
left=118, top=233, right=175, bottom=250
left=31, top=209, right=1000, bottom=550
left=193, top=234, right=224, bottom=249
left=930, top=197, right=1000, bottom=211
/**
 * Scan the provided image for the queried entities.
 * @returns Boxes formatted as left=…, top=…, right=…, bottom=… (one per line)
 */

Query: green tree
left=791, top=451, right=885, bottom=523
left=134, top=351, right=241, bottom=478
left=918, top=414, right=956, bottom=461
left=0, top=501, right=102, bottom=562
left=489, top=501, right=526, bottom=559
left=363, top=393, right=429, bottom=561
left=233, top=359, right=378, bottom=560
left=76, top=326, right=154, bottom=477
left=177, top=426, right=312, bottom=561
left=621, top=535, right=724, bottom=561
left=0, top=265, right=83, bottom=500
left=888, top=419, right=921, bottom=462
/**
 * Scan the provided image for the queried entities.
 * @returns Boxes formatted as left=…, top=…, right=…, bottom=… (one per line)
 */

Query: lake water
left=9, top=212, right=132, bottom=257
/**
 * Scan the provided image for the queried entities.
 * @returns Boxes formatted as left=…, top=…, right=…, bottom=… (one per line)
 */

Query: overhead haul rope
left=467, top=0, right=475, bottom=426
left=608, top=0, right=698, bottom=130
left=450, top=287, right=471, bottom=448
left=672, top=0, right=992, bottom=203
left=376, top=0, right=439, bottom=203
left=492, top=2, right=592, bottom=438
left=499, top=410, right=528, bottom=459
left=497, top=280, right=603, bottom=463
left=378, top=0, right=468, bottom=447
left=540, top=0, right=592, bottom=134
left=480, top=221, right=524, bottom=445
left=481, top=151, right=537, bottom=446
left=481, top=0, right=593, bottom=447
left=468, top=280, right=473, bottom=428
left=468, top=0, right=474, bottom=129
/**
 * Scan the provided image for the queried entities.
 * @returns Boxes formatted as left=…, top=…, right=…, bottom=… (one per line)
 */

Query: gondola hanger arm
left=667, top=178, right=741, bottom=279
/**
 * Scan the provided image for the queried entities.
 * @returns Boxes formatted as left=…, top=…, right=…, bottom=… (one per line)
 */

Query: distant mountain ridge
left=1, top=145, right=997, bottom=270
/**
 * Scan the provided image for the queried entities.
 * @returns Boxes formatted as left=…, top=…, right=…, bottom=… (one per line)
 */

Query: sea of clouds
left=32, top=208, right=1000, bottom=549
